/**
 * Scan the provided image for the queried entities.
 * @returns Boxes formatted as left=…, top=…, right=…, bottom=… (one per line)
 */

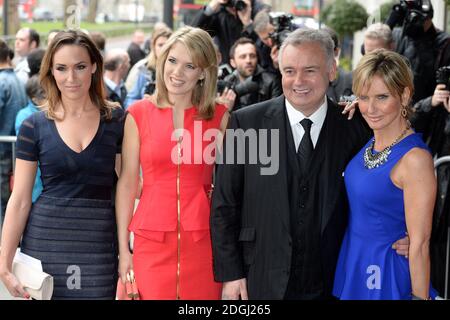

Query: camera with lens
left=387, top=1, right=433, bottom=36
left=436, top=66, right=450, bottom=90
left=268, top=12, right=295, bottom=48
left=217, top=76, right=259, bottom=97
left=434, top=66, right=450, bottom=134
left=225, top=0, right=247, bottom=12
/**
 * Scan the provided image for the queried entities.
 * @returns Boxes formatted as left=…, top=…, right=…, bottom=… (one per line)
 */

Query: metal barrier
left=0, top=136, right=17, bottom=231
left=434, top=155, right=450, bottom=300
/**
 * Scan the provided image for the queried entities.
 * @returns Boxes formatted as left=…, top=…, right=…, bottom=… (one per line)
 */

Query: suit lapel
left=320, top=100, right=342, bottom=235
left=263, top=96, right=291, bottom=233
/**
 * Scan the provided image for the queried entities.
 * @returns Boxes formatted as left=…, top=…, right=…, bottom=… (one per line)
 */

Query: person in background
left=104, top=49, right=130, bottom=108
left=27, top=48, right=46, bottom=78
left=363, top=23, right=394, bottom=55
left=125, top=27, right=173, bottom=107
left=127, top=30, right=147, bottom=69
left=324, top=27, right=353, bottom=104
left=90, top=31, right=107, bottom=56
left=14, top=28, right=40, bottom=84
left=14, top=75, right=46, bottom=203
left=0, top=39, right=27, bottom=222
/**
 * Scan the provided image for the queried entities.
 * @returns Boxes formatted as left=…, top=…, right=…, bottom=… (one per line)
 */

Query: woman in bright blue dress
left=333, top=49, right=437, bottom=300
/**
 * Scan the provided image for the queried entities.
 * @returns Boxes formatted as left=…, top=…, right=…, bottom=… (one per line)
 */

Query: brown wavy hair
left=39, top=29, right=118, bottom=120
left=154, top=26, right=218, bottom=120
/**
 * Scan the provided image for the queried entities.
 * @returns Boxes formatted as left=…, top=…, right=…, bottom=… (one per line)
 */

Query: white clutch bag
left=12, top=258, right=54, bottom=300
left=0, top=248, right=54, bottom=300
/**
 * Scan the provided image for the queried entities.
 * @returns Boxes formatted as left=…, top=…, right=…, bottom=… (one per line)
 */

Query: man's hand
left=339, top=99, right=358, bottom=120
left=222, top=278, right=248, bottom=300
left=208, top=0, right=225, bottom=12
left=237, top=0, right=253, bottom=26
left=392, top=233, right=410, bottom=258
left=217, top=87, right=237, bottom=111
left=431, top=84, right=450, bottom=111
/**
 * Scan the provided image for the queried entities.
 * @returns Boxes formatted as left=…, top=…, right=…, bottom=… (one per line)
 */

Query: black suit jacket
left=211, top=95, right=370, bottom=299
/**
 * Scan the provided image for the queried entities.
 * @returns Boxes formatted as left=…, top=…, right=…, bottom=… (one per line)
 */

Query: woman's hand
left=118, top=250, right=134, bottom=285
left=0, top=266, right=30, bottom=299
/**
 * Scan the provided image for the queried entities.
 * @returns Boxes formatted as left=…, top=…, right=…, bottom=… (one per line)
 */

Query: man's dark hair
left=323, top=27, right=339, bottom=50
left=26, top=74, right=46, bottom=103
left=229, top=37, right=257, bottom=60
left=0, top=39, right=11, bottom=62
left=90, top=31, right=106, bottom=52
left=104, top=56, right=124, bottom=71
left=28, top=28, right=41, bottom=48
left=27, top=48, right=46, bottom=77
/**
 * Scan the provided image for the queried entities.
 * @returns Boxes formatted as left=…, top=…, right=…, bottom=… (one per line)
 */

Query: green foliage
left=321, top=0, right=369, bottom=37
left=377, top=0, right=397, bottom=24
left=339, top=57, right=352, bottom=72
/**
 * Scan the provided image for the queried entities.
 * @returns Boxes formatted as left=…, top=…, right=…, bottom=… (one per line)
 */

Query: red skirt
left=132, top=228, right=222, bottom=300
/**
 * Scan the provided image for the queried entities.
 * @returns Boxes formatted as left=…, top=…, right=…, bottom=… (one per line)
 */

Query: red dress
left=127, top=100, right=227, bottom=300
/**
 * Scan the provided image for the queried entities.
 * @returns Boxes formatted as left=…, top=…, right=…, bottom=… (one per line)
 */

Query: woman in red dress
left=116, top=26, right=232, bottom=299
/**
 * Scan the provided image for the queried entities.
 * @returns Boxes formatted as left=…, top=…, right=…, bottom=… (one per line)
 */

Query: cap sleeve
left=16, top=113, right=39, bottom=162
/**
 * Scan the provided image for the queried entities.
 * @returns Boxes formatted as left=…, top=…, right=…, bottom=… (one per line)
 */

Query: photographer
left=190, top=0, right=267, bottom=64
left=253, top=9, right=278, bottom=73
left=386, top=0, right=450, bottom=103
left=220, top=37, right=282, bottom=111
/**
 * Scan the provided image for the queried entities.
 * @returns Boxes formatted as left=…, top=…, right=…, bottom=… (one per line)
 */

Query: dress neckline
left=50, top=117, right=103, bottom=155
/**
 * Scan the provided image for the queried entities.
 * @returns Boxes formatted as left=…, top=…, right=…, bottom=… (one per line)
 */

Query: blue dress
left=15, top=109, right=125, bottom=299
left=332, top=133, right=437, bottom=300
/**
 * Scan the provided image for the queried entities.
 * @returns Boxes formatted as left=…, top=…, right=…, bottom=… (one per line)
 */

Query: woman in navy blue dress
left=333, top=49, right=437, bottom=300
left=0, top=30, right=124, bottom=299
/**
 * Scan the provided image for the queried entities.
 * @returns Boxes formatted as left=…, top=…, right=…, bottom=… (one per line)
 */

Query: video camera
left=436, top=66, right=450, bottom=90
left=268, top=12, right=295, bottom=48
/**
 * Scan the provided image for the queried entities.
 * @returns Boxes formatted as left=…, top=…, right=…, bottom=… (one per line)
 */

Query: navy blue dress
left=15, top=109, right=125, bottom=300
left=333, top=133, right=437, bottom=299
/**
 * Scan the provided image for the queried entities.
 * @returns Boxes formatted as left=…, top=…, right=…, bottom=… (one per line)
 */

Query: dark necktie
left=120, top=85, right=128, bottom=106
left=297, top=118, right=313, bottom=174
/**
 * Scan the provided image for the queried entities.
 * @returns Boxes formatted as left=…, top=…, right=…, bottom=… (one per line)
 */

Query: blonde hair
left=147, top=27, right=172, bottom=70
left=353, top=49, right=414, bottom=115
left=155, top=26, right=218, bottom=120
left=39, top=29, right=118, bottom=120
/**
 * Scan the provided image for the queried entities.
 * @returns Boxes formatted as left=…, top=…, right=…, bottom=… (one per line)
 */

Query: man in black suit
left=211, top=28, right=409, bottom=300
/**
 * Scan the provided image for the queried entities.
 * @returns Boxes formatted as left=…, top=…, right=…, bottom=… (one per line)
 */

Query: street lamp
left=135, top=0, right=139, bottom=27
left=3, top=0, right=9, bottom=36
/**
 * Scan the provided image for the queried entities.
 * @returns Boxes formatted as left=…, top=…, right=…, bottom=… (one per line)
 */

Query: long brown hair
left=39, top=29, right=117, bottom=120
left=154, top=26, right=218, bottom=120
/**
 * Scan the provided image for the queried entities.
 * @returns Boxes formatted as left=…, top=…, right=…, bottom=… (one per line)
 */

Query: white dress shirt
left=285, top=97, right=328, bottom=150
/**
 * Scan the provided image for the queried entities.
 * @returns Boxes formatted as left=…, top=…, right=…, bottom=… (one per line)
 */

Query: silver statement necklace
left=363, top=125, right=411, bottom=169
